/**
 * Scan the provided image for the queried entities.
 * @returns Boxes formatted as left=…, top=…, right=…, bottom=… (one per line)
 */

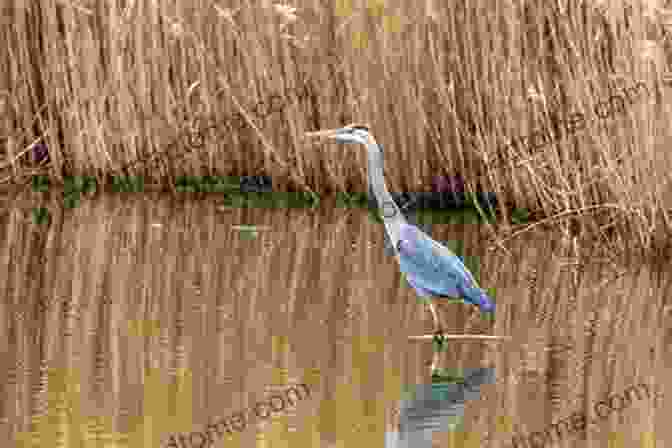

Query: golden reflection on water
left=0, top=193, right=669, bottom=447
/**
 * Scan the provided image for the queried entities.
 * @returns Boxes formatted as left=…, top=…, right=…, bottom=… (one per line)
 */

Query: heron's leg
left=430, top=349, right=440, bottom=373
left=427, top=299, right=440, bottom=331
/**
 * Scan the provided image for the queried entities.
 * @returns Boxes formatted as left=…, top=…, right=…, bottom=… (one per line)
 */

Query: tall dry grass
left=1, top=0, right=672, bottom=250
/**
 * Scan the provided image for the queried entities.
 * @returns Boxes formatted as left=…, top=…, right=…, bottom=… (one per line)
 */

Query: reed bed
left=1, top=0, right=672, bottom=252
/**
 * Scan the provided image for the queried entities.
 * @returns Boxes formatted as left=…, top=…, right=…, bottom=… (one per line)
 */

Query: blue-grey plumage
left=304, top=123, right=495, bottom=332
left=397, top=223, right=495, bottom=314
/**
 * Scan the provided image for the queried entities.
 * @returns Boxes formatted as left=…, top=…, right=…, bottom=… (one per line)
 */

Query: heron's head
left=304, top=123, right=374, bottom=146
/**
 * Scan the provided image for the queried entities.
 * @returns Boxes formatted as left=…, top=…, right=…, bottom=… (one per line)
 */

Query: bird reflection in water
left=386, top=367, right=495, bottom=448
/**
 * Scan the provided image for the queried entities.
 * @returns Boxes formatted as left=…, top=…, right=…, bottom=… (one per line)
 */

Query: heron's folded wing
left=427, top=238, right=481, bottom=289
left=398, top=230, right=480, bottom=298
left=406, top=273, right=461, bottom=299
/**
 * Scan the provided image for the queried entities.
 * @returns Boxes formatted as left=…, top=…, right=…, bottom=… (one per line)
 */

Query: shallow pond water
left=0, top=193, right=669, bottom=448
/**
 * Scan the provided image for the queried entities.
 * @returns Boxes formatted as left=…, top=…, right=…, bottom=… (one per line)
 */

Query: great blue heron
left=304, top=123, right=496, bottom=337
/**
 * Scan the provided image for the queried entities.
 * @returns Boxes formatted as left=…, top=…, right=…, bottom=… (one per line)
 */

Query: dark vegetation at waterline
left=29, top=174, right=524, bottom=229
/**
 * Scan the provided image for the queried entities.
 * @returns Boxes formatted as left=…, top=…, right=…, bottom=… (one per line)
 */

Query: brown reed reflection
left=0, top=193, right=669, bottom=447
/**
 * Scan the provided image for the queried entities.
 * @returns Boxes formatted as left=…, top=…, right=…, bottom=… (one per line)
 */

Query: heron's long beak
left=303, top=128, right=342, bottom=141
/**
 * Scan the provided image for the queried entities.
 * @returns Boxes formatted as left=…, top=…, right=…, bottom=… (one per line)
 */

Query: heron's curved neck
left=365, top=137, right=402, bottom=219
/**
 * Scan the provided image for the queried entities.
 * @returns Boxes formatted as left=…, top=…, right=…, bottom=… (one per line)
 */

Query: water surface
left=0, top=192, right=669, bottom=447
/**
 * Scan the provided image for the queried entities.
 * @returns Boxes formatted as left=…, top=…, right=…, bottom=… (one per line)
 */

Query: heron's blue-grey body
left=397, top=224, right=494, bottom=313
left=304, top=123, right=495, bottom=330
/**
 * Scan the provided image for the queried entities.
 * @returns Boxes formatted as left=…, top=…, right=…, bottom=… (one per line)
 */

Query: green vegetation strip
left=29, top=175, right=531, bottom=227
